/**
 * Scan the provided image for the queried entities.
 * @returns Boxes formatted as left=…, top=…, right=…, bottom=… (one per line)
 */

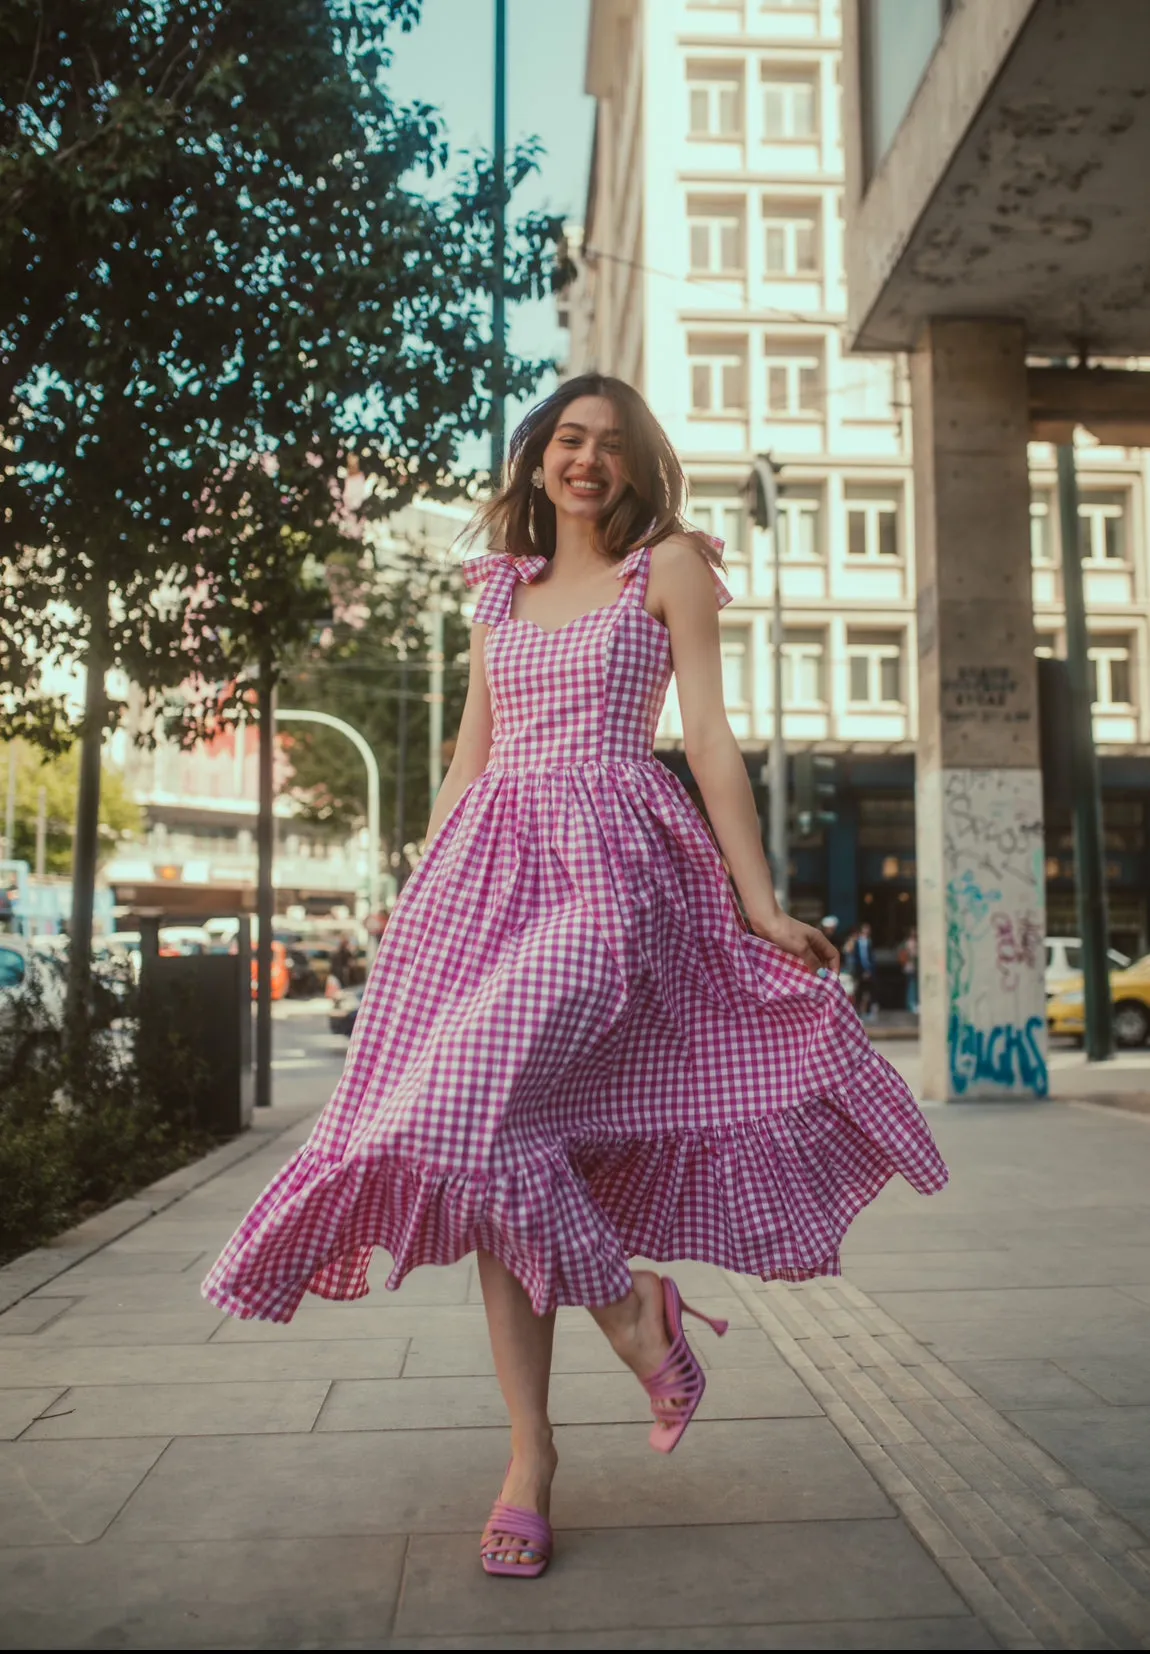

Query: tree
left=0, top=740, right=139, bottom=875
left=1, top=0, right=564, bottom=1022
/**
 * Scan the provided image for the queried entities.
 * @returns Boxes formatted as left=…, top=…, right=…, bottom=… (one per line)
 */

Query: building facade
left=568, top=0, right=1150, bottom=992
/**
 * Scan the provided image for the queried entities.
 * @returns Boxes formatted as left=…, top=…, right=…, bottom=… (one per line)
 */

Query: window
left=721, top=627, right=751, bottom=705
left=776, top=492, right=822, bottom=560
left=847, top=631, right=904, bottom=706
left=764, top=345, right=820, bottom=415
left=762, top=203, right=819, bottom=275
left=688, top=67, right=743, bottom=138
left=845, top=485, right=900, bottom=558
left=841, top=357, right=895, bottom=421
left=1088, top=636, right=1133, bottom=708
left=761, top=72, right=817, bottom=139
left=1030, top=494, right=1053, bottom=565
left=1078, top=493, right=1126, bottom=563
left=688, top=204, right=744, bottom=274
left=690, top=490, right=747, bottom=561
left=782, top=629, right=826, bottom=707
left=689, top=338, right=747, bottom=414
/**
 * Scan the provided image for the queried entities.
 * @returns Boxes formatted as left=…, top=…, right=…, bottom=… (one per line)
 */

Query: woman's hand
left=746, top=905, right=840, bottom=974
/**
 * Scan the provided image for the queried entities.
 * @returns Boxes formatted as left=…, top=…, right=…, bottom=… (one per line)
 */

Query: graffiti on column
left=944, top=769, right=1047, bottom=1098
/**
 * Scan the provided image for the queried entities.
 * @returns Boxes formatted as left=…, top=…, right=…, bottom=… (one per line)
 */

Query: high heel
left=641, top=1275, right=729, bottom=1454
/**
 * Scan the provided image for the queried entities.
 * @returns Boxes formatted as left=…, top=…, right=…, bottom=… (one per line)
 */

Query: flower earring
left=531, top=466, right=545, bottom=489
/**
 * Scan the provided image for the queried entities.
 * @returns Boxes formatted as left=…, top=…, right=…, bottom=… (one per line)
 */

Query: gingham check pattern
left=203, top=544, right=947, bottom=1321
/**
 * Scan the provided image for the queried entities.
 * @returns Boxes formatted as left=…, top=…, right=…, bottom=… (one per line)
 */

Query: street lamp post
left=491, top=0, right=508, bottom=479
left=275, top=709, right=382, bottom=946
left=747, top=454, right=788, bottom=909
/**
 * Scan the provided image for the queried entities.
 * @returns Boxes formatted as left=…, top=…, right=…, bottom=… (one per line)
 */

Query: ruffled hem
left=201, top=1052, right=947, bottom=1321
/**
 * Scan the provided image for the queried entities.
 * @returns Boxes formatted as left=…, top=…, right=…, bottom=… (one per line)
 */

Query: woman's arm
left=652, top=538, right=838, bottom=974
left=424, top=623, right=494, bottom=842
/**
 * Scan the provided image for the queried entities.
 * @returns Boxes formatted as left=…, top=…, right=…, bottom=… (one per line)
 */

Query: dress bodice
left=463, top=544, right=730, bottom=773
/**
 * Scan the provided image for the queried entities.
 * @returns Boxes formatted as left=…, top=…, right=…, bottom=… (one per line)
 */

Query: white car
left=0, top=933, right=67, bottom=1077
left=1045, top=937, right=1130, bottom=999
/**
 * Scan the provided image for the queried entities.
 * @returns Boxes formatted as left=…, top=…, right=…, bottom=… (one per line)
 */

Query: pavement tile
left=403, top=1326, right=628, bottom=1378
left=107, top=1418, right=890, bottom=1542
left=316, top=1365, right=821, bottom=1434
left=2, top=1310, right=225, bottom=1347
left=0, top=1535, right=406, bottom=1650
left=0, top=1388, right=66, bottom=1440
left=1006, top=1405, right=1150, bottom=1534
left=387, top=1617, right=995, bottom=1650
left=23, top=1380, right=331, bottom=1439
left=870, top=1285, right=1150, bottom=1362
left=394, top=1520, right=967, bottom=1639
left=1054, top=1353, right=1150, bottom=1406
left=0, top=1439, right=168, bottom=1545
left=30, top=1276, right=220, bottom=1315
left=49, top=1251, right=207, bottom=1281
left=212, top=1304, right=493, bottom=1343
left=949, top=1359, right=1108, bottom=1410
left=0, top=1337, right=407, bottom=1388
left=0, top=1297, right=80, bottom=1336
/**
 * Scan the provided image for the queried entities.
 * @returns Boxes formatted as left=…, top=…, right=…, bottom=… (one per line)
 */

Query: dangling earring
left=531, top=466, right=545, bottom=489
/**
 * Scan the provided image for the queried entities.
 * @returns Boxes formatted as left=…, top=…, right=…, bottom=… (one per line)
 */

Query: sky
left=385, top=0, right=596, bottom=461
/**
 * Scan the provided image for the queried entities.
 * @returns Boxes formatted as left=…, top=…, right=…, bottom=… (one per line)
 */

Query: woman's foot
left=485, top=1433, right=558, bottom=1568
left=600, top=1270, right=675, bottom=1387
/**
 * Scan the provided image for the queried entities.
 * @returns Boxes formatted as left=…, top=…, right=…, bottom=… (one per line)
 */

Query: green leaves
left=2, top=0, right=560, bottom=748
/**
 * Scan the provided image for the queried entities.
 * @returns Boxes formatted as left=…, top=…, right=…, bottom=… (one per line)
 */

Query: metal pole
left=1056, top=442, right=1113, bottom=1061
left=255, top=654, right=276, bottom=1109
left=428, top=600, right=445, bottom=811
left=394, top=658, right=410, bottom=893
left=275, top=709, right=381, bottom=957
left=66, top=617, right=107, bottom=1038
left=768, top=523, right=788, bottom=910
left=491, top=0, right=507, bottom=479
left=35, top=786, right=46, bottom=879
left=3, top=744, right=15, bottom=861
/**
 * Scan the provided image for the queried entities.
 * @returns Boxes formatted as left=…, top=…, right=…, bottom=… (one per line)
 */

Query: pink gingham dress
left=203, top=543, right=946, bottom=1321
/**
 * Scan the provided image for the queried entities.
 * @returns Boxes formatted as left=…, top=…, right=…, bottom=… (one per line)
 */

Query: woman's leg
left=476, top=1250, right=559, bottom=1563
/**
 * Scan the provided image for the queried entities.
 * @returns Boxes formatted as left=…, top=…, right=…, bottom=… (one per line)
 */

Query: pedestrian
left=329, top=934, right=352, bottom=990
left=900, top=926, right=919, bottom=1016
left=203, top=374, right=947, bottom=1579
left=854, top=921, right=877, bottom=1022
left=820, top=914, right=839, bottom=947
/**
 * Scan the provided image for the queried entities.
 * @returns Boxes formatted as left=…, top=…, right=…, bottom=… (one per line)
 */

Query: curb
left=0, top=1102, right=316, bottom=1316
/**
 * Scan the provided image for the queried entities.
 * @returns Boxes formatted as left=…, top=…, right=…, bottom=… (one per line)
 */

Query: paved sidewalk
left=2, top=1095, right=1150, bottom=1648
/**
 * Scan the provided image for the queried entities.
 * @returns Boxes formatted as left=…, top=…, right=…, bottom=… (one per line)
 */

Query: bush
left=0, top=985, right=215, bottom=1265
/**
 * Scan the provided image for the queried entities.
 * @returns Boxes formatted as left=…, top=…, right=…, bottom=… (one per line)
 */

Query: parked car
left=328, top=983, right=364, bottom=1037
left=1045, top=937, right=1130, bottom=1000
left=1047, top=954, right=1150, bottom=1048
left=0, top=934, right=66, bottom=1077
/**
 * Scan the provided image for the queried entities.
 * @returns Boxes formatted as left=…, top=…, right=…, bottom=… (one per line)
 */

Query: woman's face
left=539, top=395, right=627, bottom=523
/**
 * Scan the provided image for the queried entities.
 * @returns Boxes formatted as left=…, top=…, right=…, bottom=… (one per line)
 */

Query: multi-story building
left=567, top=0, right=1150, bottom=977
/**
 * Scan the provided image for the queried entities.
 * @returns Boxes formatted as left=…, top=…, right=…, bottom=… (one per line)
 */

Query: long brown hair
left=467, top=374, right=724, bottom=569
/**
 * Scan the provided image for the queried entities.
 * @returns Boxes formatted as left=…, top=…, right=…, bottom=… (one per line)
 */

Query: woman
left=203, top=375, right=947, bottom=1578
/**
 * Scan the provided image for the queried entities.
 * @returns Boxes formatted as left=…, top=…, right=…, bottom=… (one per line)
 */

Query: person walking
left=900, top=926, right=919, bottom=1016
left=329, top=934, right=353, bottom=991
left=203, top=375, right=947, bottom=1578
left=854, top=921, right=877, bottom=1023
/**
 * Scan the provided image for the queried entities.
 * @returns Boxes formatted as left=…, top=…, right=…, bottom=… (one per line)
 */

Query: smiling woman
left=202, top=372, right=947, bottom=1583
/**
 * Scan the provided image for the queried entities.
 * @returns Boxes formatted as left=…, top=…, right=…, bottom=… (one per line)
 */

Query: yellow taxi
left=1047, top=954, right=1150, bottom=1048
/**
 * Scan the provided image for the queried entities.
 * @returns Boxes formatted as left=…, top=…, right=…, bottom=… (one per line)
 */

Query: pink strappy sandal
left=641, top=1275, right=729, bottom=1453
left=480, top=1498, right=553, bottom=1579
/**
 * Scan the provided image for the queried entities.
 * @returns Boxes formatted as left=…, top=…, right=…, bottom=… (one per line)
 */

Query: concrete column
left=911, top=320, right=1047, bottom=1101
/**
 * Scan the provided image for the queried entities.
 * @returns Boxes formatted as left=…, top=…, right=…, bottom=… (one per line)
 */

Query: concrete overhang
left=844, top=0, right=1150, bottom=354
